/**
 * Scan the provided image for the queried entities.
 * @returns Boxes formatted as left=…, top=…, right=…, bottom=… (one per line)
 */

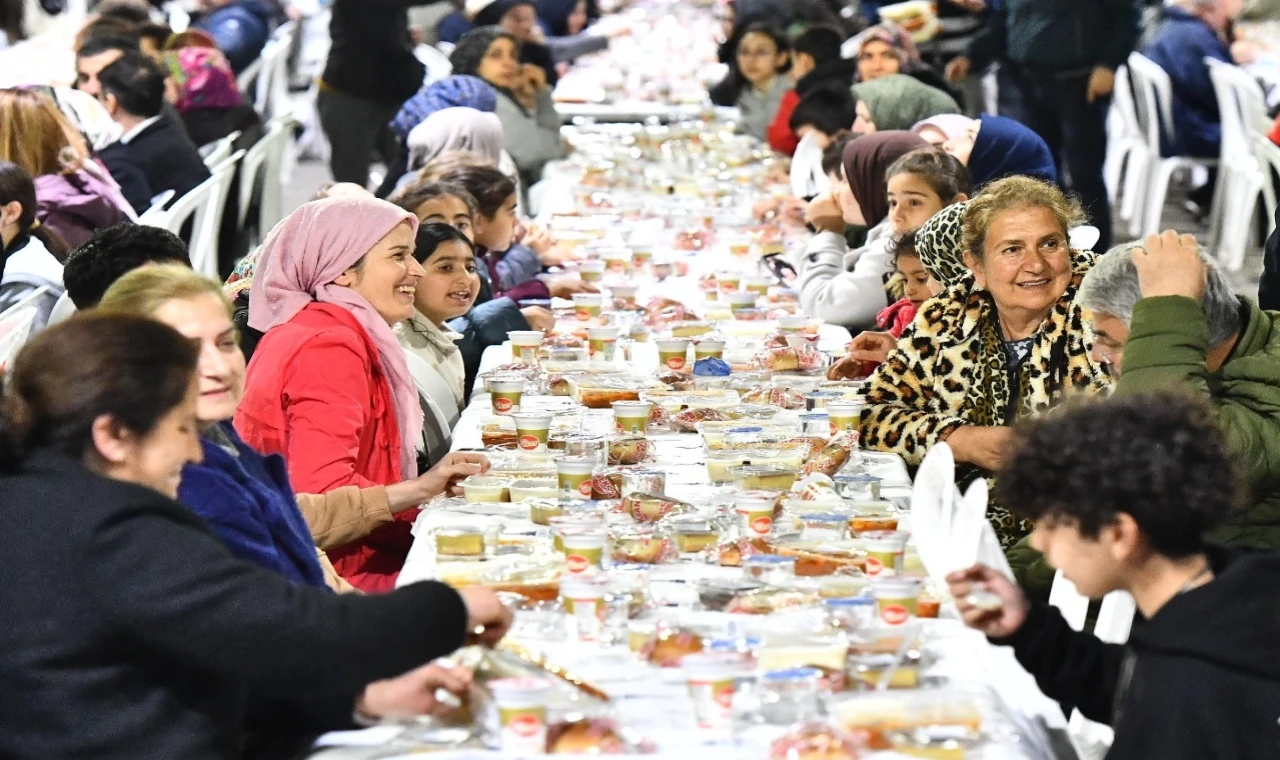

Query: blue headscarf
left=967, top=114, right=1059, bottom=188
left=389, top=75, right=499, bottom=143
left=537, top=0, right=580, bottom=36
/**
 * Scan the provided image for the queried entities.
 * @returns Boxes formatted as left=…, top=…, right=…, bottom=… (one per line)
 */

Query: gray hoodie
left=788, top=222, right=895, bottom=332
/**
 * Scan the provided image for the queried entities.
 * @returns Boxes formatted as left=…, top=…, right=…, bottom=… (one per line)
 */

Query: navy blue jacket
left=1143, top=7, right=1231, bottom=158
left=178, top=422, right=327, bottom=588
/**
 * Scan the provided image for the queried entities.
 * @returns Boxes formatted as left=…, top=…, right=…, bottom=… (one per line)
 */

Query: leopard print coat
left=858, top=203, right=1113, bottom=546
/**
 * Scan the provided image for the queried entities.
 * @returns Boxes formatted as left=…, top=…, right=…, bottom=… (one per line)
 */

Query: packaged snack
left=607, top=435, right=652, bottom=466
left=621, top=492, right=690, bottom=523
left=755, top=344, right=826, bottom=372
left=641, top=626, right=705, bottom=667
left=671, top=407, right=730, bottom=432
left=768, top=723, right=864, bottom=760
left=609, top=526, right=673, bottom=564
left=783, top=436, right=831, bottom=462
left=742, top=386, right=807, bottom=409
left=801, top=433, right=859, bottom=477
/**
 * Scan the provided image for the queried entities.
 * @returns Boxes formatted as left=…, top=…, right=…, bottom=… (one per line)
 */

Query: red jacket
left=235, top=302, right=416, bottom=593
left=767, top=89, right=801, bottom=156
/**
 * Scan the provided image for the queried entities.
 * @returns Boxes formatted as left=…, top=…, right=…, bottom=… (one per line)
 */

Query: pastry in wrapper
left=620, top=492, right=689, bottom=523
left=784, top=436, right=831, bottom=462
left=542, top=333, right=586, bottom=349
left=777, top=544, right=868, bottom=576
left=608, top=435, right=652, bottom=466
left=640, top=626, right=704, bottom=667
left=592, top=466, right=640, bottom=500
left=655, top=369, right=695, bottom=390
left=755, top=344, right=826, bottom=372
left=742, top=386, right=807, bottom=409
left=482, top=429, right=520, bottom=449
left=546, top=719, right=632, bottom=754
left=769, top=723, right=864, bottom=760
left=670, top=407, right=730, bottom=432
left=714, top=537, right=774, bottom=567
left=802, top=433, right=859, bottom=477
left=610, top=528, right=673, bottom=564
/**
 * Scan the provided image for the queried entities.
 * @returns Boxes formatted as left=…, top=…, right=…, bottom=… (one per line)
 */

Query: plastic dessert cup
left=490, top=677, right=551, bottom=754
left=508, top=330, right=544, bottom=364
left=512, top=412, right=555, bottom=452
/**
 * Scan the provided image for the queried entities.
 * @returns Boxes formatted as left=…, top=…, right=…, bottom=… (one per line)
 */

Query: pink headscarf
left=911, top=114, right=976, bottom=143
left=163, top=47, right=243, bottom=114
left=248, top=197, right=424, bottom=480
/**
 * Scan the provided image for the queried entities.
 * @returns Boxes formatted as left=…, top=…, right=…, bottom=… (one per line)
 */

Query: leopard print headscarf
left=916, top=201, right=972, bottom=289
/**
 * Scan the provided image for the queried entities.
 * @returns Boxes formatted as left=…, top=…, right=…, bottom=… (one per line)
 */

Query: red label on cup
left=865, top=557, right=884, bottom=576
left=578, top=480, right=593, bottom=497
left=829, top=422, right=839, bottom=437
left=509, top=714, right=542, bottom=738
left=881, top=604, right=909, bottom=626
left=518, top=434, right=540, bottom=450
left=566, top=554, right=589, bottom=574
left=751, top=516, right=773, bottom=534
left=494, top=397, right=513, bottom=412
left=576, top=308, right=591, bottom=321
left=713, top=684, right=734, bottom=708
left=666, top=357, right=686, bottom=370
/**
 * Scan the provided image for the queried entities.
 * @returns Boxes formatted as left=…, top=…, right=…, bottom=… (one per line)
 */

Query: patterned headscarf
left=163, top=47, right=243, bottom=114
left=853, top=21, right=924, bottom=79
left=915, top=201, right=971, bottom=288
left=390, top=74, right=499, bottom=143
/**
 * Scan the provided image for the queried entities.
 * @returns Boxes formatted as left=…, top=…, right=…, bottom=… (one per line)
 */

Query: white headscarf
left=406, top=107, right=505, bottom=171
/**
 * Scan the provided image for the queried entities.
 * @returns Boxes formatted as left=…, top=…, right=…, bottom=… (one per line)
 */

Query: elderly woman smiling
left=859, top=176, right=1112, bottom=547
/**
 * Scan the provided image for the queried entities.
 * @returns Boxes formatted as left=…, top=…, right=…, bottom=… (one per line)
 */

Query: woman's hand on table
left=944, top=425, right=1013, bottom=471
left=431, top=452, right=491, bottom=497
left=459, top=586, right=514, bottom=647
left=521, top=306, right=556, bottom=331
left=827, top=331, right=896, bottom=380
left=548, top=277, right=599, bottom=299
left=356, top=663, right=475, bottom=721
left=947, top=564, right=1030, bottom=639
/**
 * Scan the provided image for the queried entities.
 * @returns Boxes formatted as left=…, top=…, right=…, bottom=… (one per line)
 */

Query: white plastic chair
left=45, top=291, right=76, bottom=326
left=200, top=131, right=241, bottom=169
left=1206, top=58, right=1274, bottom=271
left=415, top=43, right=454, bottom=86
left=1126, top=53, right=1220, bottom=239
left=237, top=116, right=296, bottom=243
left=789, top=129, right=830, bottom=200
left=1104, top=65, right=1150, bottom=236
left=0, top=306, right=38, bottom=374
left=137, top=189, right=175, bottom=225
left=254, top=22, right=297, bottom=119
left=144, top=151, right=244, bottom=277
left=0, top=285, right=50, bottom=321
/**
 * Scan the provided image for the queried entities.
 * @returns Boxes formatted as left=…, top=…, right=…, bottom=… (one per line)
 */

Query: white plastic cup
left=560, top=575, right=609, bottom=642
left=485, top=377, right=525, bottom=416
left=490, top=677, right=551, bottom=754
left=579, top=260, right=605, bottom=283
left=512, top=412, right=554, bottom=452
left=683, top=652, right=746, bottom=730
left=573, top=292, right=604, bottom=321
left=554, top=455, right=597, bottom=501
left=735, top=490, right=780, bottom=538
left=655, top=338, right=691, bottom=371
left=862, top=530, right=909, bottom=577
left=508, top=330, right=544, bottom=364
left=871, top=577, right=921, bottom=626
left=560, top=527, right=607, bottom=576
left=587, top=326, right=620, bottom=361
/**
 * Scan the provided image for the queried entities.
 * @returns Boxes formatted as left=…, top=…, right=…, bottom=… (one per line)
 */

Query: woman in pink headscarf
left=162, top=46, right=264, bottom=150
left=235, top=196, right=488, bottom=592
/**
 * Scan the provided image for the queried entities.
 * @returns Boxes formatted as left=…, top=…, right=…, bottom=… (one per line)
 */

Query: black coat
left=993, top=544, right=1280, bottom=759
left=0, top=449, right=469, bottom=759
left=1260, top=204, right=1280, bottom=311
left=321, top=0, right=426, bottom=106
left=98, top=114, right=213, bottom=210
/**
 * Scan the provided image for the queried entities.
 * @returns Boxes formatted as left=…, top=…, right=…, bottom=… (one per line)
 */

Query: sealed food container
left=798, top=513, right=849, bottom=542
left=434, top=526, right=487, bottom=558
left=511, top=412, right=554, bottom=452
left=756, top=635, right=849, bottom=672
left=835, top=473, right=882, bottom=501
left=668, top=517, right=722, bottom=558
left=727, top=291, right=759, bottom=314
left=669, top=320, right=714, bottom=338
left=587, top=326, right=620, bottom=361
left=610, top=282, right=639, bottom=308
left=848, top=503, right=900, bottom=535
left=612, top=400, right=653, bottom=435
left=825, top=399, right=865, bottom=434
left=871, top=577, right=922, bottom=626
left=862, top=530, right=909, bottom=577
left=578, top=259, right=605, bottom=283
left=693, top=338, right=726, bottom=360
left=560, top=432, right=609, bottom=464
left=715, top=270, right=742, bottom=293
left=485, top=375, right=525, bottom=416
left=509, top=479, right=558, bottom=502
left=555, top=456, right=598, bottom=501
left=730, top=463, right=799, bottom=491
left=561, top=527, right=608, bottom=575
left=827, top=688, right=984, bottom=751
left=529, top=499, right=564, bottom=526
left=823, top=596, right=878, bottom=632
left=706, top=449, right=754, bottom=484
left=800, top=413, right=831, bottom=436
left=573, top=292, right=604, bottom=321
left=735, top=490, right=782, bottom=537
left=743, top=275, right=773, bottom=295
left=696, top=577, right=766, bottom=611
left=461, top=476, right=509, bottom=503
left=490, top=677, right=552, bottom=754
left=609, top=525, right=671, bottom=565
left=548, top=512, right=604, bottom=552
left=507, top=330, right=544, bottom=364
left=620, top=469, right=666, bottom=499
left=655, top=338, right=691, bottom=371
left=560, top=575, right=609, bottom=641
left=777, top=314, right=809, bottom=334
left=683, top=652, right=748, bottom=730
left=805, top=391, right=843, bottom=411
left=759, top=667, right=823, bottom=725
left=744, top=554, right=797, bottom=584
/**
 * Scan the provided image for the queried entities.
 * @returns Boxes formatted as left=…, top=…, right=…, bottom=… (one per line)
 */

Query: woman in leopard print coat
left=858, top=177, right=1112, bottom=546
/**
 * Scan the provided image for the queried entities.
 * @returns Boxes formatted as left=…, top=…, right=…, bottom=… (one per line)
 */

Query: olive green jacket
left=1010, top=295, right=1280, bottom=593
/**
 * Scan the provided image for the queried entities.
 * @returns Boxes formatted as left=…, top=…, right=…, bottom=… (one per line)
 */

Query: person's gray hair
left=1079, top=240, right=1242, bottom=346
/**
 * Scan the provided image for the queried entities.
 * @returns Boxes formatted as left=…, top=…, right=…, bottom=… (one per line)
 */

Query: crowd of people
left=0, top=0, right=1278, bottom=757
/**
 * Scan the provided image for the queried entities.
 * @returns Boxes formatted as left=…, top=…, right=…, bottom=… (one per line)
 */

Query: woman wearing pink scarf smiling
left=236, top=196, right=487, bottom=592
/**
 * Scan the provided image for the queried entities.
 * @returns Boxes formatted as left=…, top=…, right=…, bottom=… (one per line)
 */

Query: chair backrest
left=237, top=58, right=264, bottom=101
left=147, top=151, right=244, bottom=277
left=237, top=116, right=295, bottom=234
left=255, top=22, right=297, bottom=118
left=0, top=306, right=38, bottom=374
left=1126, top=52, right=1175, bottom=154
left=0, top=285, right=50, bottom=322
left=1111, top=65, right=1142, bottom=141
left=137, top=189, right=176, bottom=225
left=1206, top=58, right=1262, bottom=169
left=200, top=131, right=241, bottom=168
left=45, top=291, right=76, bottom=326
left=416, top=43, right=454, bottom=86
left=789, top=129, right=830, bottom=200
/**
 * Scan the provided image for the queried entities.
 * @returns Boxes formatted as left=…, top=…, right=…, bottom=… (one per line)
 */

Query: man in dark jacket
left=319, top=0, right=435, bottom=186
left=948, top=391, right=1280, bottom=758
left=96, top=51, right=212, bottom=213
left=946, top=0, right=1142, bottom=250
left=1143, top=0, right=1236, bottom=159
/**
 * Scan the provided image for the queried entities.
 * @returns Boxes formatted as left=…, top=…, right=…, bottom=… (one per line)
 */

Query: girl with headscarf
left=235, top=196, right=483, bottom=592
left=378, top=75, right=499, bottom=200
left=933, top=113, right=1059, bottom=189
left=404, top=107, right=504, bottom=187
left=852, top=73, right=960, bottom=134
left=911, top=113, right=975, bottom=146
left=450, top=27, right=566, bottom=188
left=162, top=46, right=263, bottom=151
left=789, top=131, right=929, bottom=330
